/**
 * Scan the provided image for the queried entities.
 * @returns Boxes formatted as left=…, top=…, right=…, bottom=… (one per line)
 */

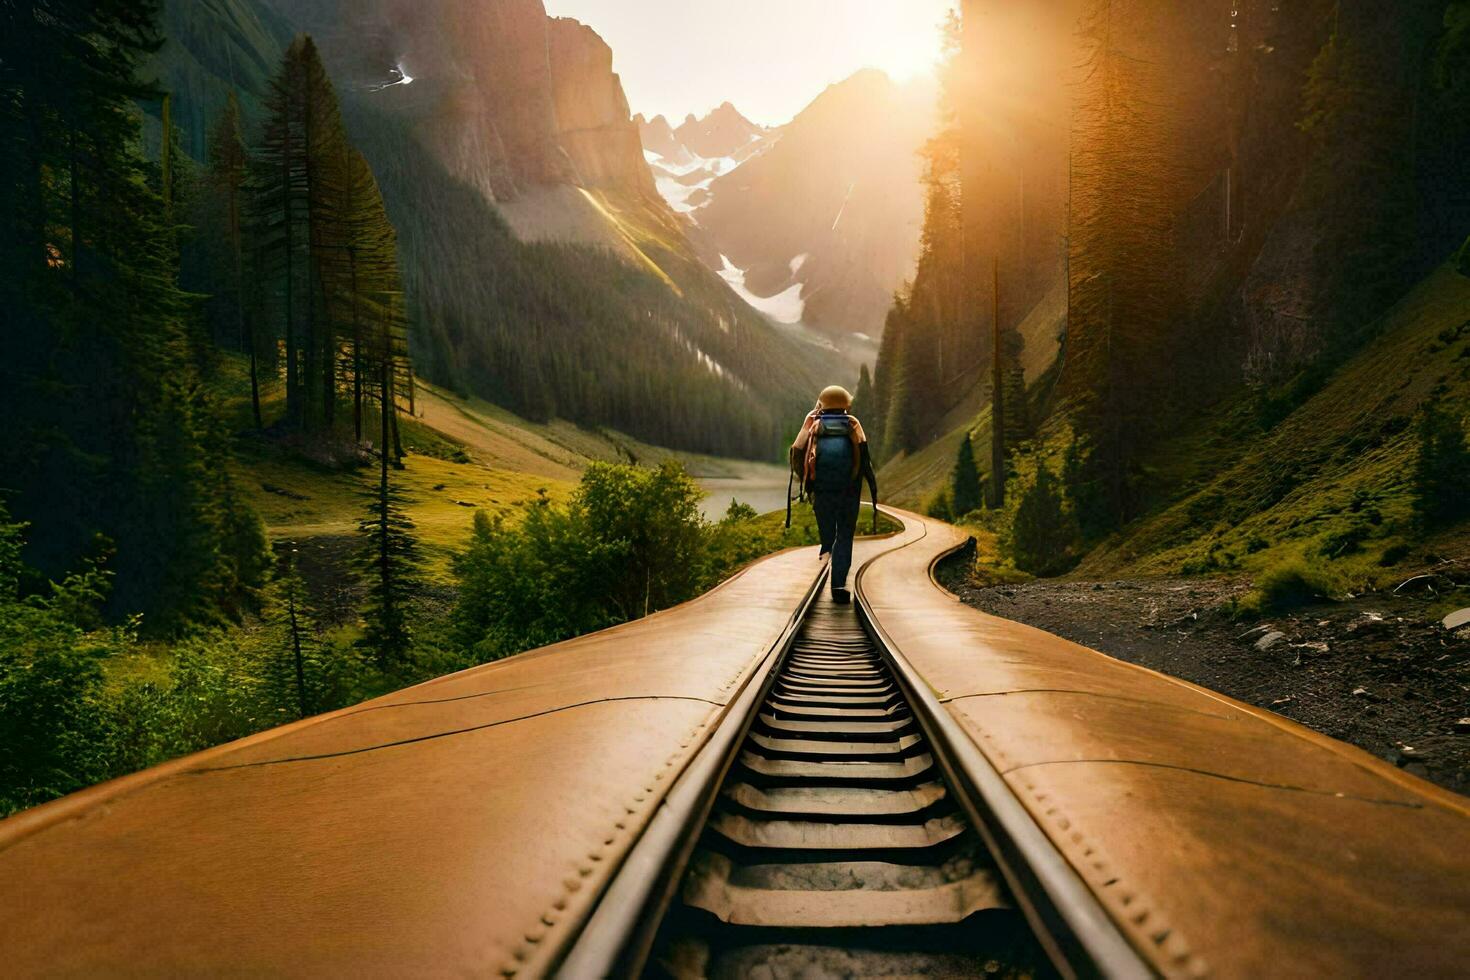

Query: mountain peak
left=676, top=101, right=764, bottom=159
left=638, top=112, right=686, bottom=161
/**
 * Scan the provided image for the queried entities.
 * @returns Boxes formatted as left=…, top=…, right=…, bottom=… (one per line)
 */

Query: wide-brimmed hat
left=818, top=385, right=852, bottom=409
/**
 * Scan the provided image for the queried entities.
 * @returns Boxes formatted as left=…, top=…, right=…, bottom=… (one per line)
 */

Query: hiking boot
left=832, top=588, right=851, bottom=605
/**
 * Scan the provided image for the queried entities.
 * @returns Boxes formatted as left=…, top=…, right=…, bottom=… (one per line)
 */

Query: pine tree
left=849, top=361, right=881, bottom=460
left=1298, top=2, right=1448, bottom=355
left=1064, top=0, right=1190, bottom=529
left=251, top=35, right=350, bottom=432
left=248, top=41, right=415, bottom=442
left=207, top=93, right=263, bottom=428
left=870, top=298, right=906, bottom=458
left=318, top=148, right=407, bottom=444
left=1413, top=399, right=1470, bottom=530
left=355, top=359, right=420, bottom=669
left=1001, top=329, right=1030, bottom=448
left=260, top=548, right=323, bottom=720
left=853, top=363, right=876, bottom=425
left=951, top=435, right=984, bottom=517
left=1008, top=461, right=1077, bottom=575
left=1063, top=433, right=1112, bottom=542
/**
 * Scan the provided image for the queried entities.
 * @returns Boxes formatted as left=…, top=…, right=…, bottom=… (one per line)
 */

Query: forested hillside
left=346, top=103, right=822, bottom=457
left=151, top=0, right=827, bottom=459
left=873, top=0, right=1470, bottom=580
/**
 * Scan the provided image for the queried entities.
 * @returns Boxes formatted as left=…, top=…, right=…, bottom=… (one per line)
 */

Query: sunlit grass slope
left=213, top=355, right=792, bottom=580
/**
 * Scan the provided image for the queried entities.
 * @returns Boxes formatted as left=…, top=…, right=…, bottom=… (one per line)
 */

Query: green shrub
left=1377, top=542, right=1413, bottom=566
left=0, top=499, right=382, bottom=816
left=0, top=505, right=129, bottom=813
left=721, top=499, right=759, bottom=523
left=1317, top=521, right=1371, bottom=558
left=453, top=462, right=715, bottom=662
left=1235, top=560, right=1339, bottom=618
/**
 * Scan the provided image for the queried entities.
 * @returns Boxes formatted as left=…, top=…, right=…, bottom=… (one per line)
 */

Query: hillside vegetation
left=896, top=262, right=1470, bottom=593
left=3, top=345, right=846, bottom=816
left=216, top=355, right=797, bottom=580
left=1080, top=264, right=1470, bottom=582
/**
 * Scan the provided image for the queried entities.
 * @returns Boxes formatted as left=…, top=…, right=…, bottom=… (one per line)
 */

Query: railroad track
left=646, top=599, right=1051, bottom=977
left=562, top=584, right=1145, bottom=979
left=8, top=512, right=1464, bottom=977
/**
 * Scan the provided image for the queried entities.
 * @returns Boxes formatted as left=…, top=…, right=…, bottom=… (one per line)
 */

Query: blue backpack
left=811, top=413, right=858, bottom=492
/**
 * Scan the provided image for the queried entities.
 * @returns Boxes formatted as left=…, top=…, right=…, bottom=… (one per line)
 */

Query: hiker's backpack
left=809, top=414, right=860, bottom=492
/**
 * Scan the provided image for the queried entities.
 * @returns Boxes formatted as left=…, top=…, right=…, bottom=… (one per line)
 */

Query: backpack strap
left=803, top=418, right=820, bottom=486
left=785, top=467, right=794, bottom=529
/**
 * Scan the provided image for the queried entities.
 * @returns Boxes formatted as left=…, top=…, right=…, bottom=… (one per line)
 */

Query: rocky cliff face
left=164, top=0, right=835, bottom=457
left=546, top=17, right=656, bottom=196
left=268, top=0, right=657, bottom=207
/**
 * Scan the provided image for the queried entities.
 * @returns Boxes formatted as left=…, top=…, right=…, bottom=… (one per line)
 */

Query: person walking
left=790, top=385, right=879, bottom=604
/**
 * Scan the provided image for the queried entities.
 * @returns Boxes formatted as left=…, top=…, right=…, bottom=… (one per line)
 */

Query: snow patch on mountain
left=638, top=105, right=772, bottom=219
left=718, top=255, right=805, bottom=325
left=645, top=149, right=757, bottom=216
left=653, top=173, right=706, bottom=214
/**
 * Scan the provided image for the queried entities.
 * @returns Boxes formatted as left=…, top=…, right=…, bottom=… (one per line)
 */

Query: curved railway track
left=1, top=509, right=1466, bottom=978
left=562, top=585, right=1144, bottom=979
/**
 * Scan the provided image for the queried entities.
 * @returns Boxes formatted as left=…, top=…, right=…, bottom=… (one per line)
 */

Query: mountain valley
left=639, top=72, right=935, bottom=361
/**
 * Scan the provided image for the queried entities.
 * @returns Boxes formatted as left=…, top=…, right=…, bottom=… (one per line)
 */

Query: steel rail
left=559, top=508, right=1152, bottom=978
left=852, top=520, right=1153, bottom=980
left=552, top=561, right=831, bottom=977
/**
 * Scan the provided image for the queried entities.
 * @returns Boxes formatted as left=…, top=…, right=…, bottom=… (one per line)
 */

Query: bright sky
left=542, top=0, right=957, bottom=126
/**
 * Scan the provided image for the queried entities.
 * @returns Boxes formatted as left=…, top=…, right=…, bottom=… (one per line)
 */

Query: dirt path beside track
left=937, top=559, right=1470, bottom=796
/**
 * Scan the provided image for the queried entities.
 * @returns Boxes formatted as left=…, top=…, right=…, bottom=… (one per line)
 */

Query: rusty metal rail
left=3, top=509, right=1465, bottom=977
left=554, top=559, right=830, bottom=976
left=556, top=552, right=1146, bottom=977
left=853, top=527, right=1148, bottom=979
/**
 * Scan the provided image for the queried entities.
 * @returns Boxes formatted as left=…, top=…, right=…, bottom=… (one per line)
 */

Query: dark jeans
left=813, top=488, right=861, bottom=592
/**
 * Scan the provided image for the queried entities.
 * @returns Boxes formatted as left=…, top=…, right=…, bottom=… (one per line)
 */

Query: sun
left=865, top=2, right=954, bottom=82
left=875, top=37, right=940, bottom=81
